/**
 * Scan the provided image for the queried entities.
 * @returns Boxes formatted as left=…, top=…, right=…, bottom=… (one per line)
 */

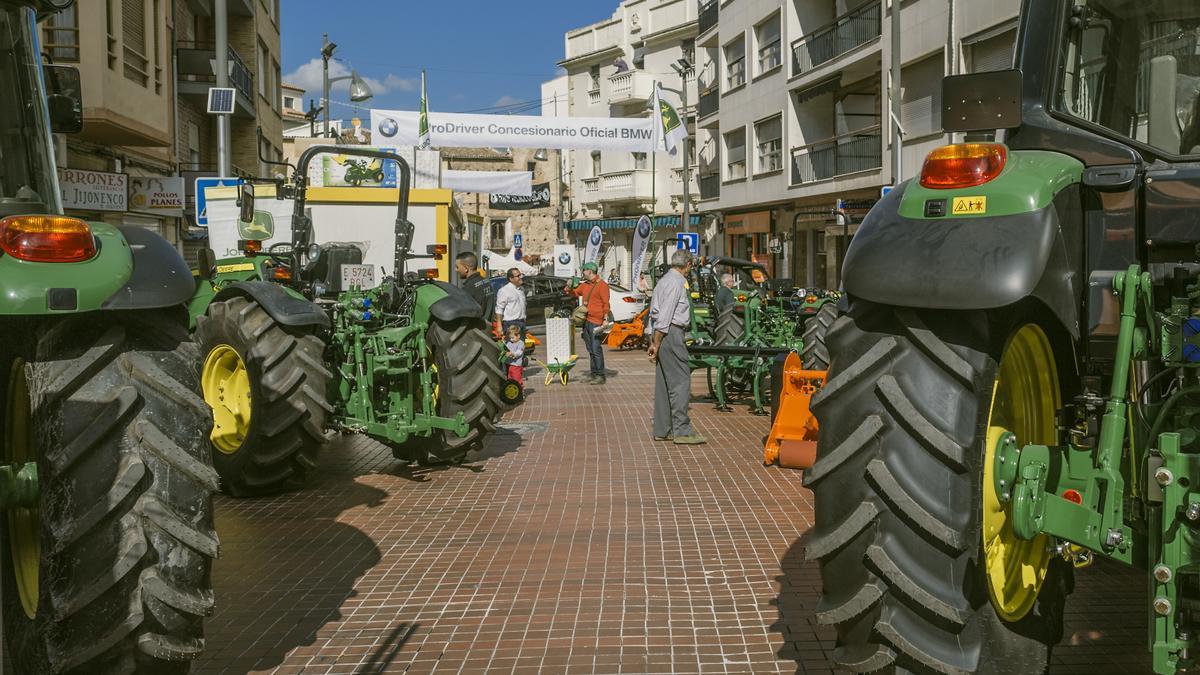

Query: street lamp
left=665, top=58, right=694, bottom=233
left=321, top=34, right=374, bottom=138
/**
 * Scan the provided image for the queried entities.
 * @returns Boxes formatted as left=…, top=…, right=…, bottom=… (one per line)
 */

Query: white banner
left=630, top=215, right=652, bottom=289
left=442, top=169, right=532, bottom=196
left=554, top=244, right=578, bottom=278
left=58, top=168, right=127, bottom=212
left=129, top=176, right=184, bottom=218
left=583, top=225, right=603, bottom=264
left=372, top=109, right=656, bottom=152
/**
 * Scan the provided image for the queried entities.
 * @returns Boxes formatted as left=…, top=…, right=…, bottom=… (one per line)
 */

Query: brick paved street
left=196, top=348, right=1151, bottom=674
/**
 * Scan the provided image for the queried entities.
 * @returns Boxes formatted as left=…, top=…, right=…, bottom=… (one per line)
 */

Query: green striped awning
left=565, top=215, right=703, bottom=231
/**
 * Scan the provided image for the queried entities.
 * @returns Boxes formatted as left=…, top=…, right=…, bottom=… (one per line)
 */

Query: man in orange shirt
left=565, top=262, right=611, bottom=385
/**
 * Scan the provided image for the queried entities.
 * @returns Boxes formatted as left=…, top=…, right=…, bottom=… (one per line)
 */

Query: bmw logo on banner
left=584, top=225, right=604, bottom=264
left=630, top=214, right=653, bottom=288
left=378, top=117, right=399, bottom=138
left=558, top=251, right=572, bottom=265
left=554, top=244, right=578, bottom=278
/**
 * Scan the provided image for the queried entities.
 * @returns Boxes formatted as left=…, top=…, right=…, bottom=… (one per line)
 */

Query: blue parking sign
left=677, top=232, right=699, bottom=255
left=195, top=177, right=242, bottom=227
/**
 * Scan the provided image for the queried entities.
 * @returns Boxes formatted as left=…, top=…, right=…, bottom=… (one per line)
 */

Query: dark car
left=483, top=274, right=577, bottom=327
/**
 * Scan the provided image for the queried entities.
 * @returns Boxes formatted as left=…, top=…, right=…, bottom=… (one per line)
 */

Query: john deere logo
left=558, top=252, right=572, bottom=265
left=659, top=98, right=681, bottom=135
left=238, top=210, right=275, bottom=240
left=637, top=218, right=651, bottom=238
left=590, top=229, right=602, bottom=245
left=378, top=117, right=399, bottom=138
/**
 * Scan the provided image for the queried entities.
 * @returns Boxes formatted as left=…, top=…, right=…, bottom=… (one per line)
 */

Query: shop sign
left=58, top=168, right=127, bottom=212
left=129, top=177, right=185, bottom=217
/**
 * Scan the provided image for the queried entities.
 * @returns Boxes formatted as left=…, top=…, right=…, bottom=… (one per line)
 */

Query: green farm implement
left=0, top=1, right=217, bottom=669
left=809, top=1, right=1200, bottom=673
left=191, top=146, right=502, bottom=496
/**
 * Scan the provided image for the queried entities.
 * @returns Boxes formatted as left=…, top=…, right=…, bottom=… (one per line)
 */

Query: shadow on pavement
left=356, top=622, right=419, bottom=674
left=771, top=531, right=826, bottom=665
left=389, top=427, right=524, bottom=482
left=201, top=477, right=387, bottom=672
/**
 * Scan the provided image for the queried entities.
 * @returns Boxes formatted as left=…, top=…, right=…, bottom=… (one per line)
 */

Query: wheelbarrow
left=534, top=355, right=578, bottom=386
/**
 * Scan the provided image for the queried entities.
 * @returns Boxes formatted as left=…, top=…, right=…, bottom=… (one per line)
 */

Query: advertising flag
left=652, top=82, right=687, bottom=155
left=583, top=225, right=603, bottom=264
left=418, top=70, right=432, bottom=150
left=630, top=215, right=652, bottom=289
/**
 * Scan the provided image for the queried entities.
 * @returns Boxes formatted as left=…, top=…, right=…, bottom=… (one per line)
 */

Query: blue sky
left=281, top=2, right=616, bottom=121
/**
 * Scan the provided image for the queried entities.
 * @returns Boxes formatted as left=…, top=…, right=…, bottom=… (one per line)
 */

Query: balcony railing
left=582, top=177, right=601, bottom=193
left=698, top=87, right=719, bottom=118
left=790, top=125, right=882, bottom=185
left=177, top=41, right=254, bottom=102
left=609, top=71, right=653, bottom=105
left=698, top=0, right=718, bottom=35
left=791, top=2, right=882, bottom=76
left=588, top=88, right=601, bottom=105
left=698, top=174, right=720, bottom=200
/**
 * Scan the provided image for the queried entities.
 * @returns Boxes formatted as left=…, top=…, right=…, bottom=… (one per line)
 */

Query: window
left=283, top=95, right=295, bottom=110
left=682, top=38, right=696, bottom=67
left=755, top=14, right=781, bottom=74
left=42, top=4, right=79, bottom=62
left=725, top=36, right=746, bottom=89
left=755, top=116, right=782, bottom=173
left=967, top=28, right=1017, bottom=74
left=633, top=152, right=648, bottom=170
left=589, top=65, right=600, bottom=92
left=489, top=220, right=507, bottom=248
left=257, top=40, right=269, bottom=99
left=724, top=127, right=746, bottom=180
left=122, top=0, right=148, bottom=85
left=590, top=151, right=601, bottom=177
left=526, top=161, right=537, bottom=176
left=901, top=53, right=944, bottom=137
left=152, top=0, right=161, bottom=91
left=186, top=122, right=200, bottom=167
left=272, top=59, right=281, bottom=110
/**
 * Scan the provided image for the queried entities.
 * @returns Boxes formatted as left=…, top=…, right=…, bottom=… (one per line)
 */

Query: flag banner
left=653, top=82, right=687, bottom=155
left=583, top=225, right=604, bottom=264
left=418, top=71, right=432, bottom=149
left=442, top=170, right=533, bottom=196
left=371, top=109, right=657, bottom=152
left=630, top=214, right=652, bottom=288
left=554, top=243, right=578, bottom=278
left=489, top=182, right=550, bottom=210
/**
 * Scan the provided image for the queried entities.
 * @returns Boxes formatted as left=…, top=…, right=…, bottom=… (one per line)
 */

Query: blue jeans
left=582, top=321, right=605, bottom=377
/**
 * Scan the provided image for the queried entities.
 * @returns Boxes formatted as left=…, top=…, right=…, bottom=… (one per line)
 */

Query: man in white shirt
left=646, top=249, right=704, bottom=445
left=493, top=267, right=528, bottom=340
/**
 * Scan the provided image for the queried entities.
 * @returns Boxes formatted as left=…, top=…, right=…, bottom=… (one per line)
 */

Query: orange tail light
left=0, top=216, right=96, bottom=263
left=919, top=143, right=1007, bottom=189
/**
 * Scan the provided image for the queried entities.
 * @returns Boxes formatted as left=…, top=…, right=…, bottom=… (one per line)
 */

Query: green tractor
left=190, top=146, right=502, bottom=496
left=0, top=1, right=217, bottom=670
left=809, top=1, right=1200, bottom=672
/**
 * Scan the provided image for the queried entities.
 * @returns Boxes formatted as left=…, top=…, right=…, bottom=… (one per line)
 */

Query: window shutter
left=901, top=54, right=943, bottom=137
left=123, top=0, right=145, bottom=51
left=970, top=30, right=1016, bottom=73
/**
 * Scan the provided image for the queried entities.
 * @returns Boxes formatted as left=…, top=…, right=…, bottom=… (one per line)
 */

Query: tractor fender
left=843, top=152, right=1085, bottom=337
left=101, top=226, right=196, bottom=310
left=211, top=280, right=329, bottom=328
left=423, top=281, right=484, bottom=323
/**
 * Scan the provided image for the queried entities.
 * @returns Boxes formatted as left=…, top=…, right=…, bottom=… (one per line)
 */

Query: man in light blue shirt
left=647, top=249, right=704, bottom=444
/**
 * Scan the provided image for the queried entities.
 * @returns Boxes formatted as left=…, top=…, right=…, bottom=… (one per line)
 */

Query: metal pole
left=322, top=34, right=330, bottom=139
left=214, top=0, right=230, bottom=176
left=890, top=0, right=902, bottom=185
left=681, top=80, right=690, bottom=234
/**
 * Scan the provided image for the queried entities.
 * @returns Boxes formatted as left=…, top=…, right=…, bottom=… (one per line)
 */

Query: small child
left=503, top=324, right=525, bottom=384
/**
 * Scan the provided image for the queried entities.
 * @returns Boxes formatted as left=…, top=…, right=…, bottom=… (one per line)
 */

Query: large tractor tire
left=196, top=296, right=331, bottom=497
left=806, top=301, right=1070, bottom=674
left=801, top=302, right=838, bottom=371
left=713, top=303, right=745, bottom=346
left=0, top=311, right=218, bottom=674
left=392, top=320, right=503, bottom=465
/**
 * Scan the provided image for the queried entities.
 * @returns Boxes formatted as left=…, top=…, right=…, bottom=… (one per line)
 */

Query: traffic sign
left=513, top=232, right=523, bottom=249
left=677, top=231, right=700, bottom=255
left=195, top=177, right=242, bottom=227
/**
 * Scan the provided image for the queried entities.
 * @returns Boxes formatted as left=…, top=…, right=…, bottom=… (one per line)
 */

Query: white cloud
left=493, top=95, right=523, bottom=107
left=282, top=58, right=410, bottom=98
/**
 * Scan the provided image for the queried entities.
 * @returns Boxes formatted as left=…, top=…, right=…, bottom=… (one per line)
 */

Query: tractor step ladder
left=763, top=352, right=826, bottom=470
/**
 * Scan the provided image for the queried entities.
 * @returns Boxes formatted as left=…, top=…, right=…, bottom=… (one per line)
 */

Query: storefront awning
left=565, top=215, right=702, bottom=231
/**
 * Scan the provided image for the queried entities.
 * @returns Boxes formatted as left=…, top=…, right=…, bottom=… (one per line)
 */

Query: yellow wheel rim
left=201, top=345, right=252, bottom=454
left=5, top=360, right=39, bottom=619
left=983, top=324, right=1059, bottom=621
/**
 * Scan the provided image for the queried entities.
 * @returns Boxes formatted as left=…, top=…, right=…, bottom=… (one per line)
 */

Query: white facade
left=693, top=0, right=1020, bottom=287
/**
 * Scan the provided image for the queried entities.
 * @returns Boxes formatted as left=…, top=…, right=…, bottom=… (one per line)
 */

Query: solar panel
left=207, top=87, right=236, bottom=115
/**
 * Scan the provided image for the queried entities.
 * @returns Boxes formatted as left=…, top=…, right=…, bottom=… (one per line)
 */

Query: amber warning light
left=0, top=216, right=96, bottom=263
left=919, top=143, right=1007, bottom=190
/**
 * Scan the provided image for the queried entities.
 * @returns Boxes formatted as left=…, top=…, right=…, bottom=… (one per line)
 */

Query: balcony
left=582, top=177, right=601, bottom=194
left=588, top=88, right=602, bottom=105
left=671, top=168, right=699, bottom=197
left=609, top=71, right=654, bottom=105
left=790, top=125, right=882, bottom=185
left=698, top=174, right=720, bottom=200
left=698, top=1, right=718, bottom=35
left=177, top=41, right=256, bottom=118
left=791, top=2, right=881, bottom=76
left=599, top=170, right=654, bottom=203
left=698, top=86, right=719, bottom=119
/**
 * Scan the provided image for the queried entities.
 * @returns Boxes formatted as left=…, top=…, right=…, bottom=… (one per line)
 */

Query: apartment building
left=556, top=0, right=701, bottom=287
left=38, top=0, right=284, bottom=255
left=695, top=0, right=1019, bottom=287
